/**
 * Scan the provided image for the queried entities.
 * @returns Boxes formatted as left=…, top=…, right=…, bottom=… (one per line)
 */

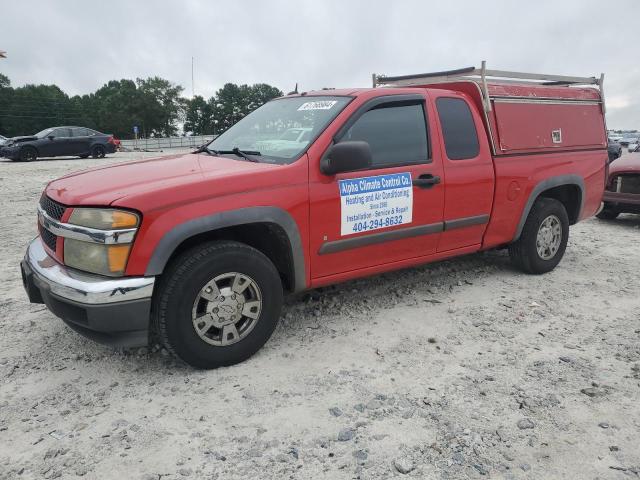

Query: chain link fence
left=120, top=135, right=216, bottom=151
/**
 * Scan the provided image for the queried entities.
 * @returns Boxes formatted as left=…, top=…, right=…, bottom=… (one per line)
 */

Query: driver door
left=41, top=128, right=71, bottom=157
left=308, top=94, right=445, bottom=280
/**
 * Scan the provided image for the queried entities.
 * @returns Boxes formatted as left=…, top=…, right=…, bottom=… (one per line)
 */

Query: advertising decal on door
left=339, top=172, right=413, bottom=236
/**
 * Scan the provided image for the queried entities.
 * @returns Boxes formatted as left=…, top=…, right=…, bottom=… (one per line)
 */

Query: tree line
left=0, top=73, right=282, bottom=139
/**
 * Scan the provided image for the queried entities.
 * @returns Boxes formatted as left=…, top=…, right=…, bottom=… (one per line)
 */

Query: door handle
left=412, top=174, right=441, bottom=189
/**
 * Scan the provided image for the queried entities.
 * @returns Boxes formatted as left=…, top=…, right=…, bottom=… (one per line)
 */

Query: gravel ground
left=1, top=151, right=639, bottom=479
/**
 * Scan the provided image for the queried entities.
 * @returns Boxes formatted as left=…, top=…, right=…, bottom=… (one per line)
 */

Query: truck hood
left=45, top=152, right=282, bottom=207
left=610, top=154, right=640, bottom=175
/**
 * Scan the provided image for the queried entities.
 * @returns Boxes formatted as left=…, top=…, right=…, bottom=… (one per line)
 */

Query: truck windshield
left=206, top=96, right=351, bottom=164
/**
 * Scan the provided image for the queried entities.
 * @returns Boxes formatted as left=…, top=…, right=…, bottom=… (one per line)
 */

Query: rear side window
left=436, top=98, right=480, bottom=160
left=343, top=103, right=429, bottom=167
left=72, top=127, right=88, bottom=137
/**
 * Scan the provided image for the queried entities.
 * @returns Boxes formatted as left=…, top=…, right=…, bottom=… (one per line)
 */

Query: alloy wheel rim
left=536, top=214, right=562, bottom=260
left=191, top=272, right=262, bottom=346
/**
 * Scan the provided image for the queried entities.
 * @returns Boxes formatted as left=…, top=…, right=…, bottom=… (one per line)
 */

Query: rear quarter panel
left=482, top=150, right=606, bottom=249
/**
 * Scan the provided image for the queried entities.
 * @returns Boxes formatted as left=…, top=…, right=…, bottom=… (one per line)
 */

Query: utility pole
left=191, top=56, right=195, bottom=98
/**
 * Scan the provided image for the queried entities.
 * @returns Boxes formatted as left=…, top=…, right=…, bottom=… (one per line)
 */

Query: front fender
left=144, top=206, right=306, bottom=292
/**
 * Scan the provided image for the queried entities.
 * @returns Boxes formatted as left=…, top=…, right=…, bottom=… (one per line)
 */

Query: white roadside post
left=133, top=125, right=139, bottom=151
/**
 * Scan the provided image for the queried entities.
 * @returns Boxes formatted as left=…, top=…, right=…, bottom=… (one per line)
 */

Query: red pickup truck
left=21, top=64, right=608, bottom=369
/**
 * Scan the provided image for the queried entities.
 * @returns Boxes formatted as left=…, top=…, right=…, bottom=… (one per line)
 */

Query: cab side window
left=343, top=103, right=429, bottom=168
left=436, top=97, right=480, bottom=160
left=53, top=128, right=71, bottom=138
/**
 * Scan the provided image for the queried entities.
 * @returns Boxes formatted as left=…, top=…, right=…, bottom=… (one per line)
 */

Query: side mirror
left=47, top=135, right=55, bottom=140
left=320, top=141, right=372, bottom=175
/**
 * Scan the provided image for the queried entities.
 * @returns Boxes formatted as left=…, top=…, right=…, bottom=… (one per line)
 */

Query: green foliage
left=0, top=73, right=10, bottom=89
left=0, top=83, right=88, bottom=137
left=136, top=77, right=186, bottom=137
left=183, top=95, right=213, bottom=135
left=0, top=74, right=281, bottom=138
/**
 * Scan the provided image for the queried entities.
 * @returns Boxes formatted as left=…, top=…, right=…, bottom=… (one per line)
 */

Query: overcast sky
left=1, top=0, right=638, bottom=129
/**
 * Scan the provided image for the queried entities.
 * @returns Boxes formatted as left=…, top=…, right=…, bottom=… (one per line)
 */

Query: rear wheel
left=91, top=145, right=105, bottom=158
left=152, top=241, right=283, bottom=369
left=509, top=197, right=569, bottom=274
left=19, top=147, right=37, bottom=162
left=596, top=204, right=619, bottom=220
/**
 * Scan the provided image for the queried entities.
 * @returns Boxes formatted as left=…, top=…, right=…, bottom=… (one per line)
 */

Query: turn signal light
left=111, top=211, right=139, bottom=229
left=107, top=244, right=131, bottom=273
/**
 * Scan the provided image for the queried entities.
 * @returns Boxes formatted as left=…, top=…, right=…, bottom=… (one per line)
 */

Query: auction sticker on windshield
left=298, top=100, right=337, bottom=111
left=339, top=173, right=413, bottom=236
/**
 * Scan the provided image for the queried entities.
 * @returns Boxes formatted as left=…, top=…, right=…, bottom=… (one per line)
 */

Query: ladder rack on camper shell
left=372, top=61, right=606, bottom=113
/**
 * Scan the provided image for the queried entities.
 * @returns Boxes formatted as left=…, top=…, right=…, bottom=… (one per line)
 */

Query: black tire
left=19, top=147, right=37, bottom=162
left=91, top=145, right=105, bottom=158
left=596, top=204, right=619, bottom=220
left=152, top=241, right=283, bottom=369
left=79, top=154, right=89, bottom=159
left=508, top=197, right=569, bottom=274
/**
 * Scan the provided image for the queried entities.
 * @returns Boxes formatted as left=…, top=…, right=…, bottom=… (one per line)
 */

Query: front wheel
left=19, top=147, right=37, bottom=162
left=152, top=241, right=283, bottom=369
left=509, top=197, right=569, bottom=274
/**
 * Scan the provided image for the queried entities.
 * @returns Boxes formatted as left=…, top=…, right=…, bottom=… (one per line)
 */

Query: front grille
left=619, top=175, right=640, bottom=194
left=41, top=227, right=58, bottom=251
left=40, top=195, right=66, bottom=221
left=39, top=196, right=66, bottom=253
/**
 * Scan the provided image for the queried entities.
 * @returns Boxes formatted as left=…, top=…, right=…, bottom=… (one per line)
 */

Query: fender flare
left=145, top=206, right=307, bottom=292
left=513, top=174, right=585, bottom=241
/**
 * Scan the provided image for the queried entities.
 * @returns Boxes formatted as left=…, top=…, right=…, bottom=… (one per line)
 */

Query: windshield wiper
left=195, top=146, right=262, bottom=162
left=214, top=147, right=261, bottom=162
left=193, top=144, right=212, bottom=154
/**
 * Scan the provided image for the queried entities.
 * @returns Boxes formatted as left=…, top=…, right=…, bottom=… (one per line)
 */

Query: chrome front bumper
left=21, top=237, right=155, bottom=347
left=23, top=236, right=154, bottom=304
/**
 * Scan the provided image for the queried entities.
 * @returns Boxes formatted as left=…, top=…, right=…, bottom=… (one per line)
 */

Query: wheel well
left=538, top=184, right=582, bottom=224
left=20, top=144, right=38, bottom=155
left=165, top=223, right=296, bottom=292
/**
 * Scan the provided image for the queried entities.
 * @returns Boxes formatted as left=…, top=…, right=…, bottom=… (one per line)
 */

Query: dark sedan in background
left=0, top=126, right=117, bottom=162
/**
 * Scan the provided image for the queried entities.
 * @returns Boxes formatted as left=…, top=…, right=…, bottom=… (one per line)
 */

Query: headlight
left=68, top=208, right=139, bottom=229
left=63, top=208, right=139, bottom=276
